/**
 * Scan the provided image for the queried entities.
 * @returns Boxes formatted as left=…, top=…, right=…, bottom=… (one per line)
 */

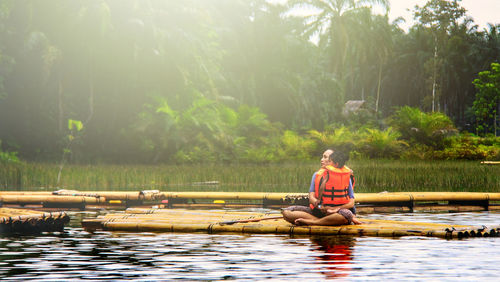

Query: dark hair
left=329, top=150, right=349, bottom=168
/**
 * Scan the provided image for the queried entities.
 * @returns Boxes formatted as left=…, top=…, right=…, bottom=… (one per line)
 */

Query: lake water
left=1, top=211, right=499, bottom=280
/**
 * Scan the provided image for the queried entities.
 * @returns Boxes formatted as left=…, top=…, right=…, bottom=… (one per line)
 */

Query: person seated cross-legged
left=282, top=150, right=361, bottom=226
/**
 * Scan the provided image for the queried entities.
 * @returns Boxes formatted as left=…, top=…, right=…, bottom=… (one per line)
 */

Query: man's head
left=329, top=150, right=349, bottom=168
left=320, top=149, right=334, bottom=168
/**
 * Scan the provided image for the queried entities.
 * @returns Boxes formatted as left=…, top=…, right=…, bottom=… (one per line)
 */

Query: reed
left=0, top=160, right=498, bottom=192
left=353, top=160, right=500, bottom=192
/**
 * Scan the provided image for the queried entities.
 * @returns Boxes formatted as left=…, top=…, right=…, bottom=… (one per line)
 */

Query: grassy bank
left=0, top=160, right=498, bottom=192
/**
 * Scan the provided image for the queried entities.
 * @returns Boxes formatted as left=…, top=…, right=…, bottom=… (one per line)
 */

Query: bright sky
left=272, top=0, right=500, bottom=31
left=382, top=0, right=500, bottom=31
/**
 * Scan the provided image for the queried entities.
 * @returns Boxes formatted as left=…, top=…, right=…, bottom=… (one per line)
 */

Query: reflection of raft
left=1, top=191, right=500, bottom=212
left=0, top=207, right=69, bottom=234
left=82, top=209, right=500, bottom=239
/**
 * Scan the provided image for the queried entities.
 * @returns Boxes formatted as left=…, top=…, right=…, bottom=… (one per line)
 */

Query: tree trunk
left=58, top=75, right=64, bottom=133
left=495, top=109, right=498, bottom=137
left=376, top=61, right=383, bottom=114
left=432, top=43, right=437, bottom=112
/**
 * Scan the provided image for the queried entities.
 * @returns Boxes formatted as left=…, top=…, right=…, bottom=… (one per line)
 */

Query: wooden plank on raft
left=81, top=209, right=500, bottom=239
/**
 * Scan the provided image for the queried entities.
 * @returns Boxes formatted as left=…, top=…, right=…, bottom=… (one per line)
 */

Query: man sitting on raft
left=282, top=150, right=361, bottom=226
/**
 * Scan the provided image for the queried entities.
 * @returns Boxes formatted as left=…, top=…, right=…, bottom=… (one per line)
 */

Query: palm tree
left=285, top=0, right=390, bottom=104
left=354, top=13, right=394, bottom=114
left=413, top=0, right=467, bottom=112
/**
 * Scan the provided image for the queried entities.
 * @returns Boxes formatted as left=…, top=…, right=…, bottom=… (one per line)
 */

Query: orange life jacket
left=313, top=165, right=352, bottom=207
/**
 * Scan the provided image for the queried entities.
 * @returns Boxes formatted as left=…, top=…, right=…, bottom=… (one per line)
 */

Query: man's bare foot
left=294, top=218, right=313, bottom=226
left=352, top=217, right=362, bottom=225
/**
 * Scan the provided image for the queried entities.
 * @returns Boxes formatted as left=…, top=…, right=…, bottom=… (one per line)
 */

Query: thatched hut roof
left=343, top=100, right=366, bottom=116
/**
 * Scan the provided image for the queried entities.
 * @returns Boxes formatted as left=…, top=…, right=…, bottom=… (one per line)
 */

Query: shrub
left=480, top=134, right=500, bottom=146
left=0, top=140, right=21, bottom=164
left=241, top=146, right=280, bottom=163
left=388, top=106, right=457, bottom=149
left=433, top=135, right=500, bottom=160
left=278, top=130, right=316, bottom=161
left=358, top=127, right=409, bottom=159
left=400, top=144, right=434, bottom=160
left=174, top=144, right=217, bottom=163
left=308, top=126, right=356, bottom=154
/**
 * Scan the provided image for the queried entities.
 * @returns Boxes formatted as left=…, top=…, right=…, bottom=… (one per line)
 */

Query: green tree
left=439, top=20, right=477, bottom=124
left=472, top=62, right=500, bottom=136
left=356, top=14, right=395, bottom=114
left=285, top=0, right=389, bottom=105
left=0, top=1, right=13, bottom=101
left=414, top=0, right=467, bottom=112
left=134, top=95, right=279, bottom=163
left=216, top=1, right=323, bottom=128
left=480, top=24, right=500, bottom=66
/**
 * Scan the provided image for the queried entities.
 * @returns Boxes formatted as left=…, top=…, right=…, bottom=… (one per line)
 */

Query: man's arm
left=309, top=191, right=320, bottom=207
left=324, top=178, right=355, bottom=214
left=324, top=198, right=355, bottom=214
left=308, top=172, right=319, bottom=207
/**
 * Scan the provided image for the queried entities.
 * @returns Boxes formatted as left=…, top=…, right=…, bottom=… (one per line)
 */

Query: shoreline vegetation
left=0, top=2, right=499, bottom=194
left=1, top=2, right=500, bottom=166
left=1, top=160, right=498, bottom=193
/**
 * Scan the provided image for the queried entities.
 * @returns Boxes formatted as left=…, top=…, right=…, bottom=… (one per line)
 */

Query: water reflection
left=1, top=212, right=500, bottom=280
left=310, top=235, right=355, bottom=279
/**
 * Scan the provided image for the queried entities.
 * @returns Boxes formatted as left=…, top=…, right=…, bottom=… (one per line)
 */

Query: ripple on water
left=1, top=211, right=500, bottom=280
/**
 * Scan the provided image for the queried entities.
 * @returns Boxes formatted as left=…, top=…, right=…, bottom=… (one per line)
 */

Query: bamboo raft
left=160, top=191, right=500, bottom=212
left=0, top=207, right=69, bottom=234
left=82, top=208, right=500, bottom=239
left=1, top=190, right=500, bottom=212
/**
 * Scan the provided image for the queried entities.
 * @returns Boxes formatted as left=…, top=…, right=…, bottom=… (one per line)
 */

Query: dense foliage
left=0, top=0, right=499, bottom=164
left=472, top=62, right=500, bottom=135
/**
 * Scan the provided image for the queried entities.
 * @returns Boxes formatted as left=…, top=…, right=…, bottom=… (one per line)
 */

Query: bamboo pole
left=155, top=203, right=499, bottom=212
left=161, top=192, right=298, bottom=201
left=160, top=191, right=500, bottom=202
left=0, top=192, right=53, bottom=195
left=2, top=191, right=500, bottom=202
left=84, top=191, right=163, bottom=201
left=2, top=191, right=500, bottom=209
left=0, top=195, right=106, bottom=205
left=481, top=161, right=500, bottom=165
left=0, top=190, right=163, bottom=201
left=355, top=192, right=500, bottom=202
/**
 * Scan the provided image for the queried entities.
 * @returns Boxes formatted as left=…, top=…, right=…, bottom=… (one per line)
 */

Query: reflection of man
left=310, top=236, right=354, bottom=279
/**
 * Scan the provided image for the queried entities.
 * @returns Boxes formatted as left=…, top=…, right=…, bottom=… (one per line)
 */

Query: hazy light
left=373, top=0, right=500, bottom=31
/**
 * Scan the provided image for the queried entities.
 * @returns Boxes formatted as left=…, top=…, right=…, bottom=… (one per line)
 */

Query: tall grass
left=352, top=160, right=499, bottom=192
left=1, top=160, right=498, bottom=192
